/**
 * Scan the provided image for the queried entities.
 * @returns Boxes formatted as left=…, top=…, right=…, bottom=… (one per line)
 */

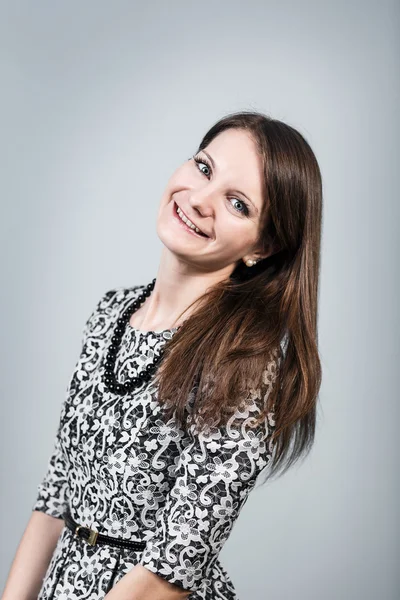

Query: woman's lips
left=173, top=202, right=209, bottom=238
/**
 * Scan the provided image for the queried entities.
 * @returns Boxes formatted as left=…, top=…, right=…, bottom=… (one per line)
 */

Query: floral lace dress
left=32, top=285, right=279, bottom=600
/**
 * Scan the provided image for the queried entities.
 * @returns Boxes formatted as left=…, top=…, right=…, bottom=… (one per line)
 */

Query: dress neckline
left=126, top=321, right=179, bottom=336
left=125, top=285, right=181, bottom=336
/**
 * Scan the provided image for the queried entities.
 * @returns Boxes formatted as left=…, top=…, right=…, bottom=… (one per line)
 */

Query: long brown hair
left=154, top=110, right=323, bottom=481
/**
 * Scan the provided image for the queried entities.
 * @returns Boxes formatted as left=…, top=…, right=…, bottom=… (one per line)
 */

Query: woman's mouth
left=173, top=202, right=210, bottom=239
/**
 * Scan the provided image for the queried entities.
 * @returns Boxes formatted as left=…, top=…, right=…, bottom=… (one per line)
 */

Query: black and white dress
left=32, top=285, right=279, bottom=600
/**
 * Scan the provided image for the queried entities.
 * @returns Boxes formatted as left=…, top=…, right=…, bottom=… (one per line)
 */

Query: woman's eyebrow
left=202, top=150, right=259, bottom=214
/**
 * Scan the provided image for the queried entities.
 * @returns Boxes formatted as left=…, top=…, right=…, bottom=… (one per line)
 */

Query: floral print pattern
left=32, top=285, right=280, bottom=599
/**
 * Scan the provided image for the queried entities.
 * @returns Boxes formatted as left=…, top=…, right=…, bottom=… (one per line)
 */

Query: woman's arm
left=1, top=511, right=64, bottom=600
left=104, top=565, right=190, bottom=600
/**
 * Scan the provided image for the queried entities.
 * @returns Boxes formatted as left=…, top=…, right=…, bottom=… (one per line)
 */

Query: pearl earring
left=245, top=259, right=257, bottom=267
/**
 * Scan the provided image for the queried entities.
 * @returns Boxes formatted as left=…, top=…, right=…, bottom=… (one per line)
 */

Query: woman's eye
left=200, top=163, right=210, bottom=176
left=230, top=198, right=249, bottom=215
left=194, top=158, right=211, bottom=177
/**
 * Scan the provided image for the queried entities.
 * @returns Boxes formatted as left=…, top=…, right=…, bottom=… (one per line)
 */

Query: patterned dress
left=32, top=284, right=279, bottom=600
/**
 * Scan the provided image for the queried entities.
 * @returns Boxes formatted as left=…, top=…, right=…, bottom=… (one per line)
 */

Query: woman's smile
left=172, top=201, right=210, bottom=239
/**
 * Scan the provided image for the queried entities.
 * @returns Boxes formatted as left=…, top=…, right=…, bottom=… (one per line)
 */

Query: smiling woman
left=3, top=110, right=323, bottom=600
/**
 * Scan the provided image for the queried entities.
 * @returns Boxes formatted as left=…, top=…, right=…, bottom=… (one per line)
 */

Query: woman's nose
left=188, top=188, right=216, bottom=217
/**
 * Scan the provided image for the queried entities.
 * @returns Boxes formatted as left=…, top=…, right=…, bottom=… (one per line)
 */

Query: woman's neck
left=131, top=248, right=235, bottom=332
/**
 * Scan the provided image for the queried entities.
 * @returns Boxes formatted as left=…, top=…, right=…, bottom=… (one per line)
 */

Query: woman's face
left=156, top=128, right=267, bottom=274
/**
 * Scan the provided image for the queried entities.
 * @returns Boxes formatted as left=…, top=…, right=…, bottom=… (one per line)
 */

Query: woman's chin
left=156, top=225, right=188, bottom=253
left=157, top=218, right=200, bottom=247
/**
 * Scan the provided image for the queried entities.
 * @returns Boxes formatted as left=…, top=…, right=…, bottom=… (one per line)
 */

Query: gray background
left=1, top=1, right=399, bottom=598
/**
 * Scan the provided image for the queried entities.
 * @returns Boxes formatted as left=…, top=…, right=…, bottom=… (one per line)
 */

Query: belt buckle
left=87, top=528, right=99, bottom=546
left=75, top=524, right=98, bottom=546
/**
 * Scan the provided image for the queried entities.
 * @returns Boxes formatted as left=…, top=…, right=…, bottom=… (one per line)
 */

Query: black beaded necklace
left=102, top=278, right=167, bottom=395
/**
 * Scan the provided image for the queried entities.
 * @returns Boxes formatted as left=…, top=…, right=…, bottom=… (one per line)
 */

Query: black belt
left=63, top=509, right=147, bottom=551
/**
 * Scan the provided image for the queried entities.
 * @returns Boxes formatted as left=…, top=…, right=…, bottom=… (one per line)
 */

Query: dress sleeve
left=31, top=288, right=119, bottom=519
left=139, top=358, right=279, bottom=593
left=31, top=405, right=70, bottom=519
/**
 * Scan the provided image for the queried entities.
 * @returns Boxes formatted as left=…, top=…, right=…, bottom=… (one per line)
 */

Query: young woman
left=3, top=111, right=323, bottom=600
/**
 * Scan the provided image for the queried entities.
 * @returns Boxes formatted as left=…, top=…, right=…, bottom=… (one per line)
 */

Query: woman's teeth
left=176, top=205, right=206, bottom=236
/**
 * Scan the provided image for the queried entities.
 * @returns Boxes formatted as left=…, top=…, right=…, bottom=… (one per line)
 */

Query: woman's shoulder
left=81, top=284, right=144, bottom=341
left=93, top=284, right=144, bottom=310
